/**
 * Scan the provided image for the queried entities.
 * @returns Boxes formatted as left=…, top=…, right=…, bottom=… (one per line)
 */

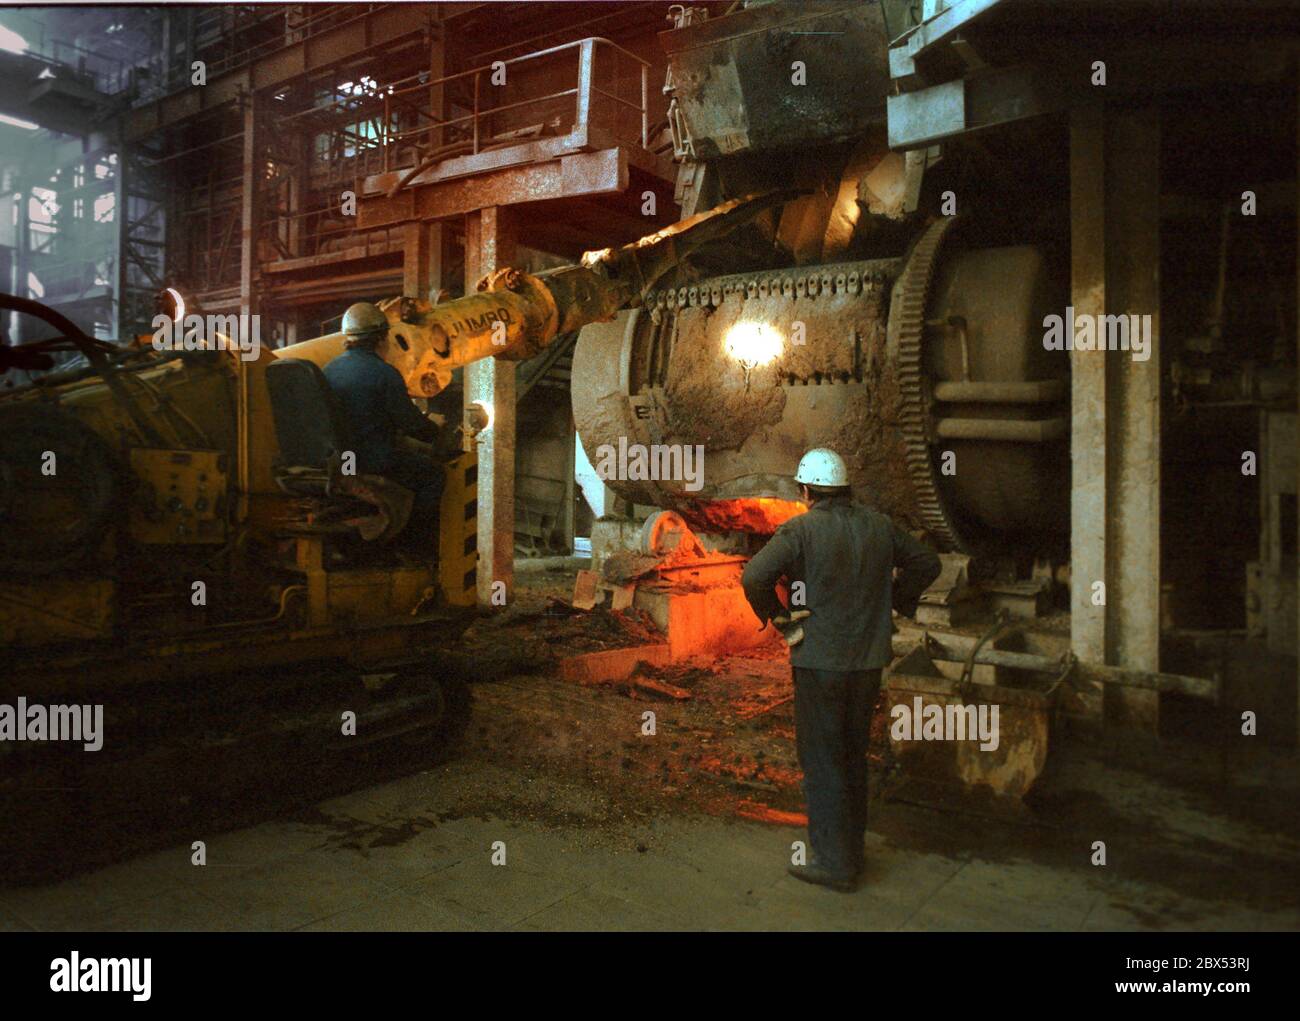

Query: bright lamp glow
left=724, top=321, right=783, bottom=369
left=165, top=287, right=186, bottom=323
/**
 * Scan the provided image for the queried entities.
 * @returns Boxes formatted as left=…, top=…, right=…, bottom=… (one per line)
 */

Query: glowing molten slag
left=723, top=321, right=783, bottom=368
left=678, top=497, right=807, bottom=536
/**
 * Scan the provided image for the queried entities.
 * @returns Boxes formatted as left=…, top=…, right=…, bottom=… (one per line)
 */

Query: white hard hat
left=794, top=447, right=848, bottom=487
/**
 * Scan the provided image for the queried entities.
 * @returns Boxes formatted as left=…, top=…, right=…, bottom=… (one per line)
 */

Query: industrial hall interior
left=0, top=0, right=1297, bottom=934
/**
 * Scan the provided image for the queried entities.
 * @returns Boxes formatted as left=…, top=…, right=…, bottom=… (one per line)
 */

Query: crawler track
left=0, top=664, right=471, bottom=884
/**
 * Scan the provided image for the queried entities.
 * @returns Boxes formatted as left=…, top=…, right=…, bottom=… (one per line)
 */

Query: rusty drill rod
left=373, top=190, right=806, bottom=397
left=278, top=189, right=804, bottom=396
left=890, top=630, right=1219, bottom=702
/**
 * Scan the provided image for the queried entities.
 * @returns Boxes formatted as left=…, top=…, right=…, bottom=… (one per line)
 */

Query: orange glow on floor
left=678, top=497, right=807, bottom=536
left=736, top=800, right=808, bottom=827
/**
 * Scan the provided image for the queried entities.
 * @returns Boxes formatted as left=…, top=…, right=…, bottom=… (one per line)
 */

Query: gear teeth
left=888, top=216, right=967, bottom=553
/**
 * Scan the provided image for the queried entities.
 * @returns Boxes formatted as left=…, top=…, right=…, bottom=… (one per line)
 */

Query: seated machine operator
left=323, top=302, right=443, bottom=549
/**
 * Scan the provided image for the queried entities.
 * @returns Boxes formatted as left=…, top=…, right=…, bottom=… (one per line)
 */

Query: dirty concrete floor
left=1, top=744, right=1296, bottom=932
left=2, top=568, right=1297, bottom=932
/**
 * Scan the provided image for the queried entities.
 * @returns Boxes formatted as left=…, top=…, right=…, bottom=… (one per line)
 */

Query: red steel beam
left=356, top=148, right=628, bottom=229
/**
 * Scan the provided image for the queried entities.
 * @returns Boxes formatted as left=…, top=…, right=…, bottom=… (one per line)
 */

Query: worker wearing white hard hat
left=742, top=446, right=941, bottom=892
left=793, top=446, right=850, bottom=488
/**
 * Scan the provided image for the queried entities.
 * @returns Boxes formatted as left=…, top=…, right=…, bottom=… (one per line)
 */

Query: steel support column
left=403, top=220, right=444, bottom=300
left=12, top=174, right=30, bottom=344
left=239, top=93, right=261, bottom=318
left=1069, top=103, right=1162, bottom=731
left=1106, top=106, right=1161, bottom=729
left=282, top=131, right=306, bottom=344
left=429, top=23, right=445, bottom=151
left=113, top=150, right=129, bottom=341
left=464, top=206, right=516, bottom=607
left=1069, top=105, right=1108, bottom=686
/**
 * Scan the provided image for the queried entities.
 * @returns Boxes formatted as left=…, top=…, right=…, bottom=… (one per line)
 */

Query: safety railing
left=366, top=36, right=651, bottom=183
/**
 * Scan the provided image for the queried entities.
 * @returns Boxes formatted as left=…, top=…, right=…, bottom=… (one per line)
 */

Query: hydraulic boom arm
left=340, top=190, right=798, bottom=397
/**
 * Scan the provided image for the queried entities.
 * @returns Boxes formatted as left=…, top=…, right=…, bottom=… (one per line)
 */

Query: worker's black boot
left=787, top=859, right=858, bottom=893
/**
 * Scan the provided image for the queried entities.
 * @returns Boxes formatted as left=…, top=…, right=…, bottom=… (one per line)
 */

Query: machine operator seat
left=264, top=357, right=414, bottom=542
left=264, top=357, right=353, bottom=478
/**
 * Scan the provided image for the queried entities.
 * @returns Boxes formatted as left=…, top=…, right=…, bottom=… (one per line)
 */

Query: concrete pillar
left=1069, top=105, right=1108, bottom=677
left=1106, top=107, right=1161, bottom=730
left=1068, top=103, right=1162, bottom=731
left=464, top=206, right=516, bottom=606
left=1295, top=71, right=1299, bottom=747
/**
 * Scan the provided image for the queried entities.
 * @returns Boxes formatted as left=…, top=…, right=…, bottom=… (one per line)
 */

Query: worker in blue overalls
left=323, top=302, right=443, bottom=550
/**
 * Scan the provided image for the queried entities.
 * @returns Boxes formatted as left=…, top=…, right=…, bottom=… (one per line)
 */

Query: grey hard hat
left=341, top=302, right=389, bottom=338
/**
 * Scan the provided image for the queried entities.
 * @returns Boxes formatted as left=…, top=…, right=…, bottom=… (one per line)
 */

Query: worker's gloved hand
left=771, top=609, right=811, bottom=648
left=444, top=426, right=468, bottom=459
